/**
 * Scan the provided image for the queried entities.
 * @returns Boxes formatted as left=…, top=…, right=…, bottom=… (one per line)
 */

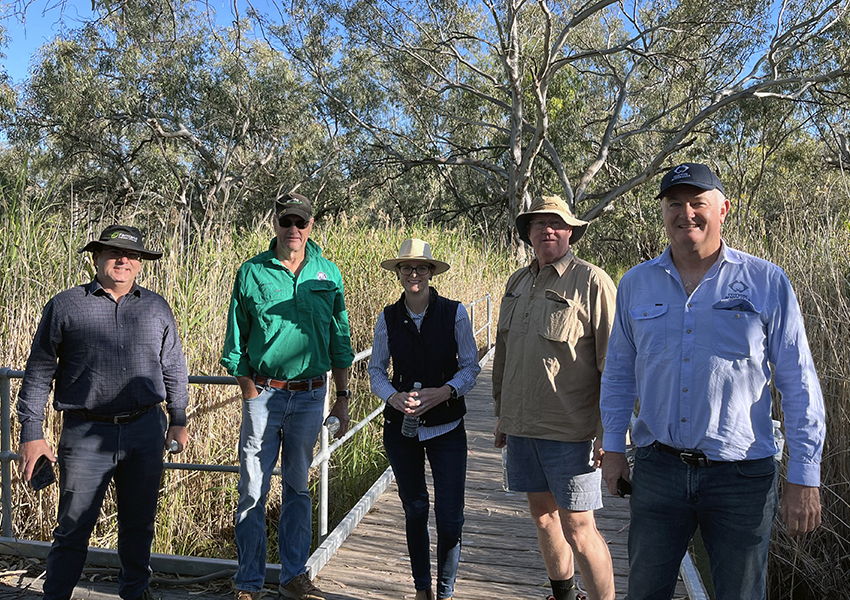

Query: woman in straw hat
left=367, top=238, right=482, bottom=600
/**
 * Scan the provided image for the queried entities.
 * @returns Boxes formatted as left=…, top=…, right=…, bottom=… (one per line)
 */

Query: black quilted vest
left=382, top=288, right=467, bottom=427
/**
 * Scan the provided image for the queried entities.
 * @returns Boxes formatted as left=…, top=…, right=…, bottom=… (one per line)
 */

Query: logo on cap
left=110, top=232, right=139, bottom=243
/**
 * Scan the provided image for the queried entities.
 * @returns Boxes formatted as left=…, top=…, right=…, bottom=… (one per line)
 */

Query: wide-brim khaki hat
left=380, top=238, right=451, bottom=275
left=515, top=195, right=589, bottom=245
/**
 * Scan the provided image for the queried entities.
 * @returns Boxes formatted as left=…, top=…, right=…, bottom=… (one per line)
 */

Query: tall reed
left=0, top=197, right=519, bottom=560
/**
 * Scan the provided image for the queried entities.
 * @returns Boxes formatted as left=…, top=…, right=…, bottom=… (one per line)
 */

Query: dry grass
left=724, top=200, right=850, bottom=599
left=3, top=189, right=848, bottom=595
left=0, top=199, right=519, bottom=560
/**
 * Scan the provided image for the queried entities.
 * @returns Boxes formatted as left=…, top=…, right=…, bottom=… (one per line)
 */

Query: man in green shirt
left=221, top=192, right=354, bottom=600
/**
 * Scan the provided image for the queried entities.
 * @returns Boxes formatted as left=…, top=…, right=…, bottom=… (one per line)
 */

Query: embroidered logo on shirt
left=317, top=271, right=327, bottom=281
left=725, top=280, right=752, bottom=301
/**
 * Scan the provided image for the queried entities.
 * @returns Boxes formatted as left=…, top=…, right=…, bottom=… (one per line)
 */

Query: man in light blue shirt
left=600, top=163, right=825, bottom=600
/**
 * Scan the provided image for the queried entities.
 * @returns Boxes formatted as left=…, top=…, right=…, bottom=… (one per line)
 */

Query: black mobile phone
left=29, top=455, right=57, bottom=491
left=616, top=476, right=632, bottom=498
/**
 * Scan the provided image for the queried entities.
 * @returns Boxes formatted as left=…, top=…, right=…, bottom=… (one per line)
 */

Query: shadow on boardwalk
left=315, top=362, right=649, bottom=600
left=0, top=362, right=687, bottom=600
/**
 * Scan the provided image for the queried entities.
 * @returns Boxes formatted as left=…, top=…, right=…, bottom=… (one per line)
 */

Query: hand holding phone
left=616, top=476, right=632, bottom=498
left=29, top=455, right=57, bottom=491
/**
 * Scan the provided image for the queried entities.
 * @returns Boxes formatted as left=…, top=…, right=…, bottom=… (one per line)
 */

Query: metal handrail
left=0, top=294, right=493, bottom=577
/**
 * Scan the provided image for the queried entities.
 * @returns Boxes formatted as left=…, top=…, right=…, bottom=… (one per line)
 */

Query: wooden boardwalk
left=314, top=362, right=687, bottom=600
left=0, top=362, right=690, bottom=600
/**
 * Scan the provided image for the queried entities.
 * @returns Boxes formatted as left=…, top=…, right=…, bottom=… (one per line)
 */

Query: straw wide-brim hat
left=380, top=238, right=451, bottom=275
left=515, top=195, right=589, bottom=246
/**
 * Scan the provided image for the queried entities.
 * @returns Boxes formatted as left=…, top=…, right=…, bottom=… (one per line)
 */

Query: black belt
left=254, top=375, right=325, bottom=391
left=67, top=404, right=158, bottom=424
left=654, top=441, right=713, bottom=467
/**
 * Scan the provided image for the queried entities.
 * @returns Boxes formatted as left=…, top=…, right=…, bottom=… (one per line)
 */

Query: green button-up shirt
left=221, top=238, right=354, bottom=380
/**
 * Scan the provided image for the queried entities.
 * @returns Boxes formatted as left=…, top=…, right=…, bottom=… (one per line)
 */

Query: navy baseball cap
left=657, top=163, right=725, bottom=198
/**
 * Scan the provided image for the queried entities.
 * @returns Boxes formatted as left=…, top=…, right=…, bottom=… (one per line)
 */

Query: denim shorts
left=506, top=435, right=602, bottom=511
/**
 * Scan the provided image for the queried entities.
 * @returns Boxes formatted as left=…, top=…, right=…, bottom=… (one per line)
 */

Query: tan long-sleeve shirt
left=492, top=250, right=617, bottom=442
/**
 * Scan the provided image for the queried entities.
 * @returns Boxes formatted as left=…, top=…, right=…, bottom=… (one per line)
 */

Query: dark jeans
left=43, top=407, right=167, bottom=600
left=627, top=444, right=779, bottom=600
left=384, top=420, right=467, bottom=600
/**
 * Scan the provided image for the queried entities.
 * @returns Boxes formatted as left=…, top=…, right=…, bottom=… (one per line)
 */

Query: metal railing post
left=487, top=294, right=492, bottom=349
left=469, top=302, right=475, bottom=340
left=1, top=368, right=14, bottom=538
left=318, top=371, right=330, bottom=540
left=0, top=294, right=493, bottom=571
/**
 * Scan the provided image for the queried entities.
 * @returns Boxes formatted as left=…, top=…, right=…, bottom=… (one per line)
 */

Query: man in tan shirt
left=493, top=196, right=616, bottom=600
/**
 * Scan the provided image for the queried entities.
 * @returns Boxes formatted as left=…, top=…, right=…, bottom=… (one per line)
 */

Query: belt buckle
left=679, top=450, right=711, bottom=467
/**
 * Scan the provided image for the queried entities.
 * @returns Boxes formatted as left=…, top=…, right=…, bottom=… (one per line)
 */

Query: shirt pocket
left=255, top=285, right=296, bottom=330
left=630, top=304, right=668, bottom=355
left=497, top=293, right=520, bottom=333
left=539, top=290, right=585, bottom=344
left=711, top=299, right=764, bottom=359
left=300, top=280, right=338, bottom=326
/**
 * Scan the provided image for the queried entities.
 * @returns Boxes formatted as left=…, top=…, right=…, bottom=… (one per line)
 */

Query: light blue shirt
left=601, top=243, right=825, bottom=487
left=368, top=302, right=481, bottom=441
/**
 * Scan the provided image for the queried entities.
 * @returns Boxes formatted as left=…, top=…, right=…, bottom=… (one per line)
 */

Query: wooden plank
left=1, top=361, right=692, bottom=600
left=316, top=361, right=678, bottom=599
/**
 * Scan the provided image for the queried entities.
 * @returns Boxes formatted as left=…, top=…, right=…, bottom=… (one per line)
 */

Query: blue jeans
left=43, top=406, right=167, bottom=600
left=383, top=420, right=467, bottom=600
left=626, top=444, right=779, bottom=600
left=234, top=384, right=325, bottom=590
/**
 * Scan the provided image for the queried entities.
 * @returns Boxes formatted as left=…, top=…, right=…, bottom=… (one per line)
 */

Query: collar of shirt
left=263, top=237, right=322, bottom=270
left=87, top=279, right=141, bottom=300
left=654, top=240, right=744, bottom=280
left=530, top=249, right=574, bottom=277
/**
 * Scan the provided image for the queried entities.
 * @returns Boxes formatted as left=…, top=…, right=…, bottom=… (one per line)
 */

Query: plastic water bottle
left=502, top=446, right=511, bottom=492
left=772, top=419, right=785, bottom=461
left=325, top=416, right=341, bottom=437
left=401, top=382, right=422, bottom=438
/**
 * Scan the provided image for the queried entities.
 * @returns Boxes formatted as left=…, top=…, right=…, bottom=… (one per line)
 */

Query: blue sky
left=1, top=1, right=266, bottom=84
left=2, top=1, right=96, bottom=83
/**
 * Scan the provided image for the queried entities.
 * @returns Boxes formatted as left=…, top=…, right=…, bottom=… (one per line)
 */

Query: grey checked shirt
left=17, top=280, right=189, bottom=443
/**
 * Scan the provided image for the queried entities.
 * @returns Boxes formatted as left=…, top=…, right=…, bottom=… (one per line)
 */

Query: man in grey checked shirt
left=17, top=225, right=189, bottom=600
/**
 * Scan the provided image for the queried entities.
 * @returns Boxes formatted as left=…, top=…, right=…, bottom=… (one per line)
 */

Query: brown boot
left=414, top=590, right=433, bottom=600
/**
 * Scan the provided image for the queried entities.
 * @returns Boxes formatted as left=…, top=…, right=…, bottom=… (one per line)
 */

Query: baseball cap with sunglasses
left=278, top=216, right=310, bottom=230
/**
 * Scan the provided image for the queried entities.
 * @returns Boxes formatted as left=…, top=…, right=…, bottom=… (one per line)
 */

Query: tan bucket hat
left=380, top=238, right=451, bottom=275
left=515, top=195, right=589, bottom=245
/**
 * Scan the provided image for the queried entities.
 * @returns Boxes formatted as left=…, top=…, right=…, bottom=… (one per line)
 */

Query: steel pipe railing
left=0, top=294, right=493, bottom=560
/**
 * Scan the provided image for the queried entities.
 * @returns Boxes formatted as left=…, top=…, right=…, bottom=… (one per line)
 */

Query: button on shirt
left=600, top=243, right=825, bottom=487
left=17, top=280, right=190, bottom=443
left=221, top=238, right=354, bottom=380
left=493, top=251, right=617, bottom=442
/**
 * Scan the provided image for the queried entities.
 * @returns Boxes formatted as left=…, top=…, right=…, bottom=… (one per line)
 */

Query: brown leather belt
left=255, top=375, right=325, bottom=391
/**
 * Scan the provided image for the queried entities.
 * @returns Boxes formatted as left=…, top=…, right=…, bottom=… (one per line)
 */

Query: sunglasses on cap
left=278, top=216, right=310, bottom=229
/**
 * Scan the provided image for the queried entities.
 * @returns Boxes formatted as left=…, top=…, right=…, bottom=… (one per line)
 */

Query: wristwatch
left=336, top=389, right=351, bottom=399
left=448, top=385, right=458, bottom=401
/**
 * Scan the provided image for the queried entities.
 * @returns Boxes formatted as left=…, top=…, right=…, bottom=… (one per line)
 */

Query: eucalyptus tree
left=11, top=0, right=337, bottom=233
left=273, top=0, right=850, bottom=232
